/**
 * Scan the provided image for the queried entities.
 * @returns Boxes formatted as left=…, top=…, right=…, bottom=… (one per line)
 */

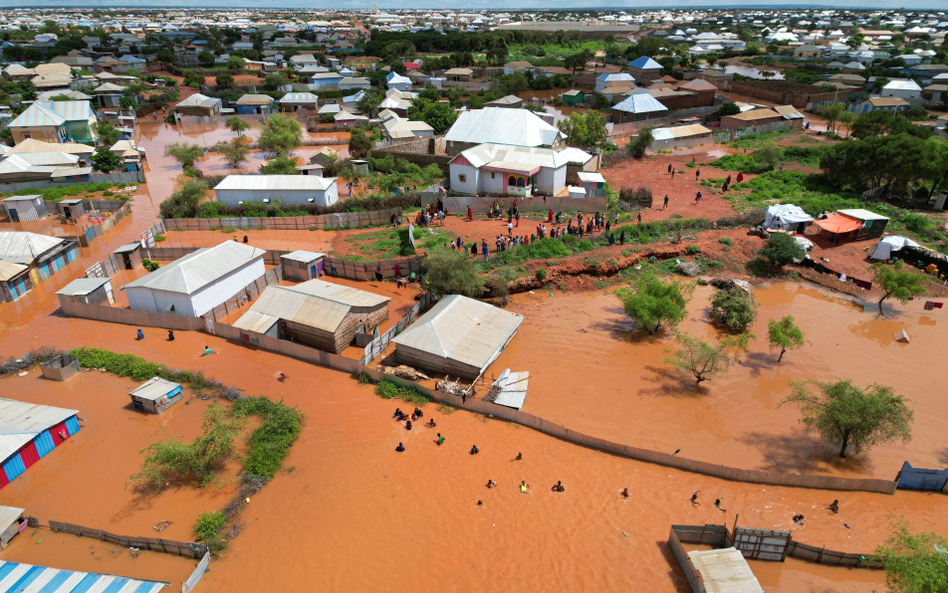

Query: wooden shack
left=281, top=250, right=325, bottom=281
left=39, top=354, right=80, bottom=381
left=129, top=376, right=183, bottom=413
left=233, top=280, right=390, bottom=354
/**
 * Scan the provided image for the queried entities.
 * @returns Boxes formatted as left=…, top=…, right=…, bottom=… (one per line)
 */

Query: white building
left=213, top=175, right=338, bottom=207
left=448, top=143, right=568, bottom=198
left=386, top=71, right=413, bottom=91
left=444, top=107, right=565, bottom=155
left=881, top=79, right=923, bottom=101
left=123, top=241, right=266, bottom=317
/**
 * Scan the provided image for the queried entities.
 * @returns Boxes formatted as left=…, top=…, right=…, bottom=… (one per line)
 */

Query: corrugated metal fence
left=182, top=551, right=211, bottom=593
left=161, top=208, right=401, bottom=232
left=360, top=291, right=434, bottom=365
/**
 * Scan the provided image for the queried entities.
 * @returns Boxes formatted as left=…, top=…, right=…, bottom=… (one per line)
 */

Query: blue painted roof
left=0, top=561, right=168, bottom=593
left=628, top=56, right=663, bottom=70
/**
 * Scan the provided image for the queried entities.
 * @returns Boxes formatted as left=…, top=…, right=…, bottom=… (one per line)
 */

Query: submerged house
left=0, top=398, right=80, bottom=489
left=0, top=232, right=79, bottom=302
left=123, top=241, right=266, bottom=317
left=129, top=377, right=184, bottom=414
left=393, top=294, right=524, bottom=380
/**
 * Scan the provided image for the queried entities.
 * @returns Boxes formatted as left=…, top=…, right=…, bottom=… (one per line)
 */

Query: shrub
left=760, top=233, right=804, bottom=268
left=718, top=237, right=732, bottom=246
left=142, top=258, right=160, bottom=272
left=194, top=511, right=228, bottom=555
left=375, top=380, right=430, bottom=405
left=535, top=267, right=547, bottom=281
left=685, top=245, right=701, bottom=255
left=710, top=287, right=759, bottom=333
left=231, top=397, right=303, bottom=481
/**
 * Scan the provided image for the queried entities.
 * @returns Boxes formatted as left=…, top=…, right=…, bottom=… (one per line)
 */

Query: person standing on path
left=667, top=163, right=673, bottom=176
left=663, top=195, right=669, bottom=210
left=695, top=169, right=701, bottom=181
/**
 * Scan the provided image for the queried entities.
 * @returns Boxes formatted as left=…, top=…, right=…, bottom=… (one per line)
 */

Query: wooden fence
left=360, top=291, right=434, bottom=365
left=161, top=208, right=401, bottom=232
left=46, top=520, right=208, bottom=559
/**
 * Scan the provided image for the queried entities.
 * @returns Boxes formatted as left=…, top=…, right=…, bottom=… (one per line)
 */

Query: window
left=508, top=176, right=516, bottom=186
left=458, top=174, right=466, bottom=182
left=491, top=172, right=495, bottom=179
left=517, top=177, right=526, bottom=188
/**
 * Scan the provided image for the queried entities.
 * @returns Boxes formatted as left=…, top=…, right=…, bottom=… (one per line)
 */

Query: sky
left=1, top=0, right=945, bottom=9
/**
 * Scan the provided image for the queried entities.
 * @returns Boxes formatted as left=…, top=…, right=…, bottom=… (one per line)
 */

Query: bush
left=231, top=397, right=303, bottom=481
left=710, top=287, right=758, bottom=332
left=685, top=245, right=701, bottom=255
left=194, top=511, right=228, bottom=555
left=535, top=267, right=547, bottom=281
left=760, top=233, right=804, bottom=268
left=375, top=380, right=430, bottom=405
left=142, top=258, right=160, bottom=272
left=718, top=237, right=732, bottom=246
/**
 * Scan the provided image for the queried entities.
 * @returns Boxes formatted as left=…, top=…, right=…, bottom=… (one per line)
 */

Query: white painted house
left=880, top=79, right=923, bottom=101
left=448, top=143, right=568, bottom=198
left=123, top=242, right=266, bottom=317
left=386, top=71, right=412, bottom=91
left=213, top=175, right=338, bottom=207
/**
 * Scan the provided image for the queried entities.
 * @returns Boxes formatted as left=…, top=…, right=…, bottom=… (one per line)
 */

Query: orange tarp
left=814, top=213, right=862, bottom=234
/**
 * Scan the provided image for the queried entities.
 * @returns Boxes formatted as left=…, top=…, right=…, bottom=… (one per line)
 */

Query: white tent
left=870, top=235, right=920, bottom=260
left=763, top=204, right=814, bottom=231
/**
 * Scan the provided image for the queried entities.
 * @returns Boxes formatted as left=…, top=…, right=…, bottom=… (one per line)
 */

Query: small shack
left=2, top=195, right=48, bottom=222
left=870, top=236, right=921, bottom=261
left=577, top=172, right=606, bottom=198
left=762, top=204, right=814, bottom=233
left=233, top=280, right=390, bottom=353
left=40, top=353, right=80, bottom=381
left=0, top=505, right=25, bottom=550
left=56, top=277, right=114, bottom=307
left=393, top=294, right=524, bottom=380
left=129, top=376, right=184, bottom=413
left=814, top=208, right=889, bottom=243
left=113, top=242, right=143, bottom=269
left=281, top=250, right=326, bottom=281
left=687, top=548, right=764, bottom=593
left=58, top=198, right=85, bottom=221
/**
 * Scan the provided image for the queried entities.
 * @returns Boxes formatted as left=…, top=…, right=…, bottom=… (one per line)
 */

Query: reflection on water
left=722, top=65, right=786, bottom=80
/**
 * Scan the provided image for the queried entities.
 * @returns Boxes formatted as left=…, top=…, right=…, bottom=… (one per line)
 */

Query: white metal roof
left=393, top=294, right=523, bottom=374
left=237, top=94, right=275, bottom=105
left=282, top=250, right=325, bottom=263
left=280, top=92, right=319, bottom=104
left=0, top=398, right=78, bottom=461
left=56, top=277, right=111, bottom=296
left=687, top=548, right=764, bottom=593
left=883, top=79, right=922, bottom=91
left=577, top=171, right=606, bottom=184
left=445, top=107, right=564, bottom=148
left=122, top=241, right=265, bottom=295
left=176, top=93, right=222, bottom=109
left=0, top=232, right=66, bottom=266
left=491, top=369, right=529, bottom=409
left=214, top=174, right=336, bottom=192
left=612, top=91, right=669, bottom=114
left=454, top=143, right=568, bottom=170
left=837, top=208, right=889, bottom=221
left=0, top=262, right=29, bottom=282
left=557, top=146, right=594, bottom=165
left=234, top=279, right=389, bottom=334
left=9, top=102, right=65, bottom=128
left=0, top=506, right=24, bottom=534
left=129, top=377, right=182, bottom=402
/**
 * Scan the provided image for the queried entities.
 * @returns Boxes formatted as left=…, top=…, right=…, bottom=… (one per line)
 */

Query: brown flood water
left=493, top=282, right=945, bottom=479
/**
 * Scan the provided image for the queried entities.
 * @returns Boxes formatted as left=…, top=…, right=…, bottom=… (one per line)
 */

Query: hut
left=129, top=377, right=184, bottom=413
left=39, top=353, right=80, bottom=382
left=560, top=89, right=585, bottom=106
left=56, top=277, right=114, bottom=310
left=0, top=232, right=79, bottom=300
left=814, top=209, right=889, bottom=243
left=281, top=250, right=326, bottom=281
left=2, top=195, right=48, bottom=223
left=233, top=280, right=390, bottom=353
left=175, top=93, right=223, bottom=116
left=0, top=398, right=80, bottom=490
left=279, top=92, right=319, bottom=112
left=762, top=204, right=813, bottom=233
left=0, top=506, right=25, bottom=550
left=393, top=295, right=524, bottom=380
left=58, top=198, right=85, bottom=221
left=113, top=242, right=143, bottom=269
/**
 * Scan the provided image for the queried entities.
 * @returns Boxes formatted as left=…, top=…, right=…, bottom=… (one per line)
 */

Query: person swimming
left=514, top=452, right=523, bottom=461
left=413, top=407, right=423, bottom=418
left=620, top=488, right=629, bottom=498
left=393, top=408, right=403, bottom=419
left=715, top=498, right=726, bottom=511
left=551, top=481, right=565, bottom=492
left=828, top=499, right=839, bottom=514
left=486, top=479, right=496, bottom=488
left=690, top=491, right=700, bottom=506
left=470, top=445, right=480, bottom=455
left=395, top=443, right=405, bottom=452
left=436, top=433, right=445, bottom=445
left=793, top=514, right=805, bottom=524
left=520, top=481, right=529, bottom=494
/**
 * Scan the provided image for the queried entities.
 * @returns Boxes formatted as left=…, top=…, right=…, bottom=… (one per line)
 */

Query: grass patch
left=346, top=226, right=454, bottom=258
left=718, top=237, right=732, bottom=246
left=728, top=171, right=861, bottom=215
left=729, top=128, right=793, bottom=150
left=375, top=380, right=430, bottom=406
left=437, top=403, right=456, bottom=415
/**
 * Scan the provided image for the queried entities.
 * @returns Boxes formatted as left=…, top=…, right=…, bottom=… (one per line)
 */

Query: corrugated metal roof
left=0, top=398, right=78, bottom=461
left=455, top=143, right=567, bottom=170
left=234, top=280, right=389, bottom=333
left=0, top=232, right=66, bottom=266
left=653, top=123, right=714, bottom=140
left=129, top=377, right=182, bottom=402
left=0, top=561, right=167, bottom=593
left=445, top=108, right=563, bottom=148
left=628, top=56, right=662, bottom=69
left=492, top=369, right=529, bottom=410
left=0, top=506, right=24, bottom=534
left=612, top=91, right=668, bottom=114
left=214, top=174, right=336, bottom=192
left=280, top=92, right=319, bottom=103
left=6, top=139, right=93, bottom=155
left=48, top=100, right=94, bottom=121
left=176, top=94, right=222, bottom=109
left=837, top=208, right=889, bottom=221
left=282, top=250, right=325, bottom=263
left=557, top=147, right=594, bottom=165
left=0, top=262, right=28, bottom=282
left=237, top=94, right=275, bottom=105
left=393, top=295, right=523, bottom=374
left=884, top=79, right=922, bottom=91
left=122, top=241, right=264, bottom=295
left=56, top=277, right=111, bottom=296
left=9, top=102, right=65, bottom=128
left=687, top=548, right=764, bottom=593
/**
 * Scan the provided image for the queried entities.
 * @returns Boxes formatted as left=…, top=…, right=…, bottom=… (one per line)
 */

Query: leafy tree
left=615, top=272, right=692, bottom=334
left=159, top=179, right=209, bottom=220
left=564, top=52, right=588, bottom=74
left=215, top=73, right=235, bottom=88
left=557, top=111, right=607, bottom=149
left=225, top=115, right=249, bottom=136
left=226, top=55, right=245, bottom=70
left=665, top=332, right=752, bottom=385
left=627, top=127, right=654, bottom=159
left=263, top=72, right=290, bottom=90
left=259, top=155, right=299, bottom=175
left=90, top=147, right=122, bottom=173
left=713, top=102, right=741, bottom=120
left=408, top=100, right=457, bottom=134
left=875, top=517, right=948, bottom=593
left=922, top=137, right=948, bottom=199
left=760, top=232, right=804, bottom=268
left=256, top=114, right=301, bottom=157
left=164, top=142, right=205, bottom=169
left=817, top=102, right=846, bottom=135
left=92, top=120, right=121, bottom=146
left=781, top=379, right=913, bottom=458
left=348, top=129, right=373, bottom=158
left=838, top=110, right=856, bottom=138
left=356, top=91, right=382, bottom=115
left=767, top=316, right=805, bottom=363
left=872, top=260, right=926, bottom=317
left=820, top=133, right=928, bottom=195
left=499, top=72, right=528, bottom=96
left=422, top=248, right=484, bottom=298
left=213, top=137, right=249, bottom=169
left=755, top=143, right=782, bottom=170
left=155, top=47, right=177, bottom=65
left=197, top=50, right=215, bottom=66
left=709, top=287, right=758, bottom=333
left=182, top=69, right=204, bottom=88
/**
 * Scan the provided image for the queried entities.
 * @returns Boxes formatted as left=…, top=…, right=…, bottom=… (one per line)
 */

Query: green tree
left=709, top=287, right=758, bottom=333
left=90, top=147, right=122, bottom=173
left=215, top=73, right=235, bottom=88
left=263, top=72, right=290, bottom=90
left=817, top=102, right=846, bottom=135
left=348, top=128, right=373, bottom=158
left=256, top=114, right=302, bottom=157
left=627, top=127, right=654, bottom=159
left=781, top=379, right=913, bottom=458
left=92, top=120, right=121, bottom=146
left=557, top=111, right=607, bottom=149
left=767, top=315, right=805, bottom=363
left=615, top=272, right=692, bottom=334
left=499, top=72, right=528, bottom=95
left=665, top=332, right=752, bottom=386
left=159, top=179, right=209, bottom=218
left=872, top=260, right=926, bottom=317
left=226, top=55, right=246, bottom=70
left=225, top=115, right=249, bottom=136
left=182, top=69, right=204, bottom=88
left=213, top=137, right=249, bottom=169
left=356, top=91, right=382, bottom=115
left=838, top=110, right=856, bottom=138
left=119, top=96, right=135, bottom=110
left=421, top=248, right=484, bottom=298
left=875, top=517, right=948, bottom=593
left=155, top=47, right=177, bottom=65
left=760, top=232, right=804, bottom=268
left=259, top=155, right=299, bottom=175
left=755, top=143, right=782, bottom=170
left=564, top=52, right=588, bottom=74
left=197, top=50, right=215, bottom=66
left=164, top=142, right=205, bottom=169
left=713, top=102, right=741, bottom=120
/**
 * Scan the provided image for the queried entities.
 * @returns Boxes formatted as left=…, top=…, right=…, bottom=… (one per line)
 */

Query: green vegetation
left=760, top=232, right=805, bottom=269
left=422, top=248, right=483, bottom=298
left=728, top=128, right=793, bottom=150
left=213, top=137, right=250, bottom=169
left=70, top=347, right=216, bottom=387
left=709, top=287, right=758, bottom=333
left=258, top=155, right=299, bottom=175
left=875, top=518, right=948, bottom=593
left=159, top=179, right=210, bottom=219
left=615, top=272, right=693, bottom=334
left=194, top=511, right=228, bottom=555
left=781, top=379, right=913, bottom=458
left=231, top=396, right=303, bottom=481
left=375, top=380, right=430, bottom=406
left=225, top=115, right=250, bottom=137
left=557, top=111, right=608, bottom=149
left=767, top=316, right=805, bottom=363
left=92, top=120, right=122, bottom=146
left=872, top=260, right=926, bottom=317
left=711, top=144, right=826, bottom=174
left=665, top=332, right=752, bottom=386
left=164, top=142, right=205, bottom=170
left=256, top=114, right=302, bottom=157
left=627, top=127, right=654, bottom=159
left=1, top=182, right=130, bottom=202
left=346, top=226, right=453, bottom=259
left=730, top=170, right=862, bottom=215
left=141, top=258, right=160, bottom=272
left=90, top=147, right=123, bottom=173
left=364, top=154, right=443, bottom=193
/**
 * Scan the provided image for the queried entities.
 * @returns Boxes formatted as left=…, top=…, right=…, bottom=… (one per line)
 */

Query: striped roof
left=280, top=92, right=318, bottom=104
left=0, top=398, right=78, bottom=461
left=9, top=103, right=65, bottom=128
left=0, top=232, right=66, bottom=266
left=0, top=561, right=167, bottom=593
left=48, top=101, right=94, bottom=122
